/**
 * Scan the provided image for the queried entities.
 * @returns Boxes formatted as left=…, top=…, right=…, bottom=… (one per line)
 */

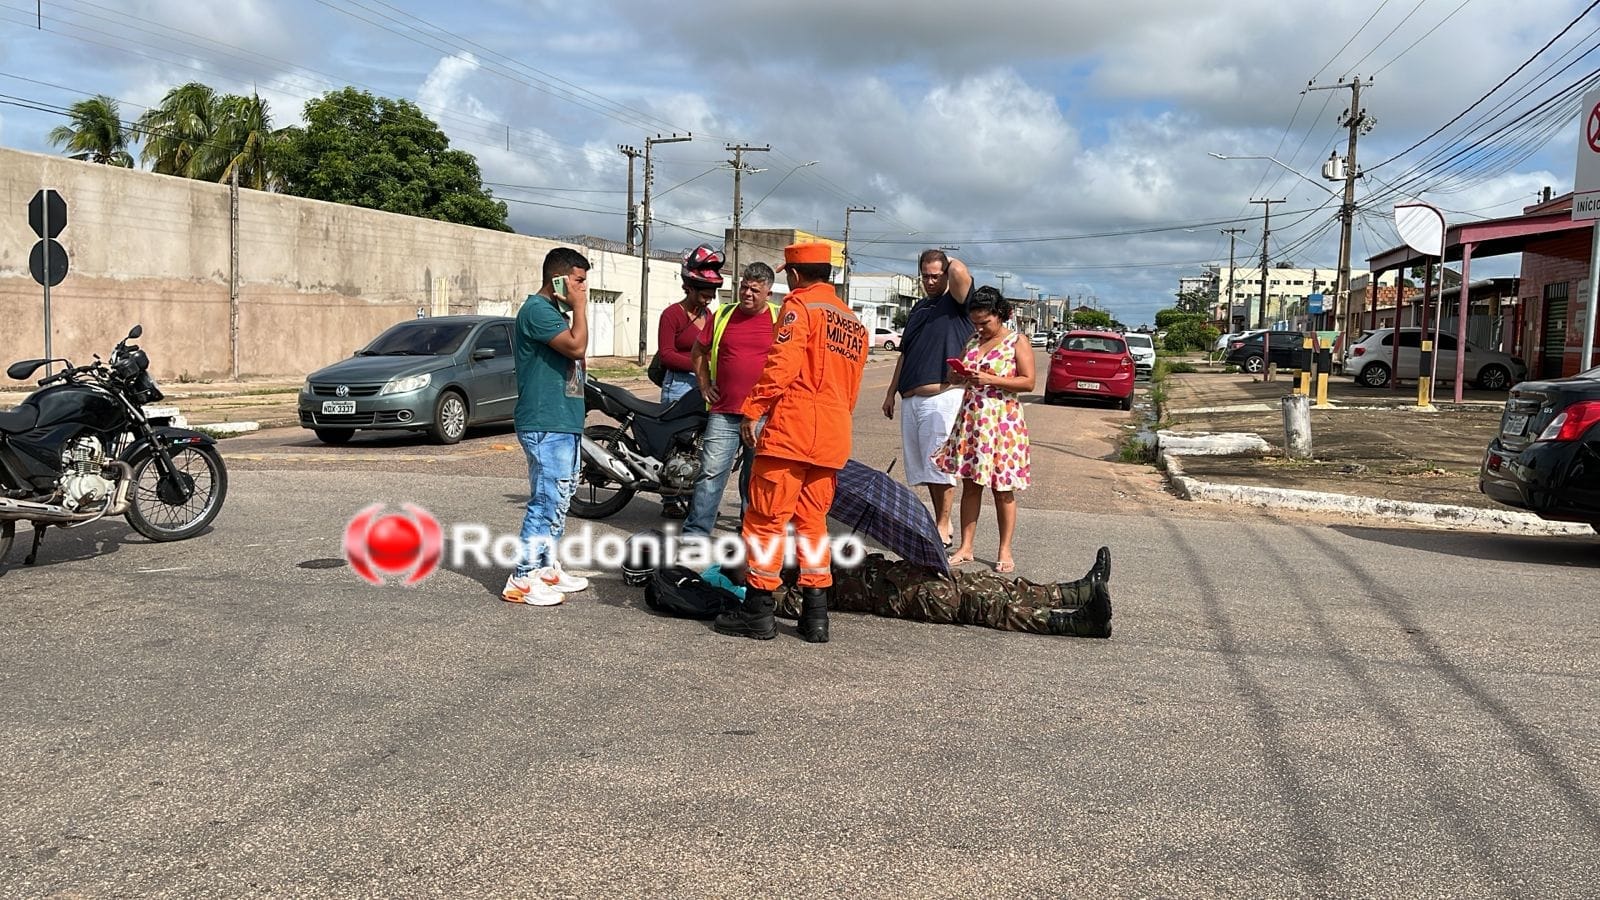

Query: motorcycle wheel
left=125, top=445, right=229, bottom=541
left=569, top=425, right=636, bottom=520
left=0, top=520, right=13, bottom=564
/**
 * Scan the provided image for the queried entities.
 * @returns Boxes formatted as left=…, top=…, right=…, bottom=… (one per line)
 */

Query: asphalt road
left=2, top=360, right=1597, bottom=897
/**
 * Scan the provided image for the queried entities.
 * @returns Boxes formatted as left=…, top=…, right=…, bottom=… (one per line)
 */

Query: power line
left=1369, top=0, right=1600, bottom=171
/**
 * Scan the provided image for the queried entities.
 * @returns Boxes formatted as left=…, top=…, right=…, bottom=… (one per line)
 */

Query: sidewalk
left=1154, top=370, right=1592, bottom=534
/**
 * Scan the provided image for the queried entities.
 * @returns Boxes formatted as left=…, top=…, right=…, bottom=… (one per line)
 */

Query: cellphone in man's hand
left=552, top=276, right=568, bottom=300
left=946, top=357, right=970, bottom=376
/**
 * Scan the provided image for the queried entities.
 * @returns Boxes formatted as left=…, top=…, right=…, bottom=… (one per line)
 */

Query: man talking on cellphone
left=503, top=246, right=593, bottom=606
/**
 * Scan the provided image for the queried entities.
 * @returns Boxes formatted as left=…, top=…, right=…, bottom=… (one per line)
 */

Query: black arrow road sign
left=30, top=239, right=69, bottom=287
left=28, top=189, right=66, bottom=239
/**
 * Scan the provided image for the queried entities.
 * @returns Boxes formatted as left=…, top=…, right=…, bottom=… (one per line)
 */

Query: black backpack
left=644, top=566, right=740, bottom=619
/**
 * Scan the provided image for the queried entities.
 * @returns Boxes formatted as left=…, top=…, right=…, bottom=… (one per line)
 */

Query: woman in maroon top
left=658, top=244, right=724, bottom=407
left=657, top=244, right=723, bottom=517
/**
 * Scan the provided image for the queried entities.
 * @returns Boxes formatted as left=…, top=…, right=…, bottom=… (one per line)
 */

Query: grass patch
left=590, top=364, right=646, bottom=379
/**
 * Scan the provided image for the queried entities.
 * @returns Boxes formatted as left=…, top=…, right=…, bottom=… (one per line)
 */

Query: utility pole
left=1221, top=227, right=1246, bottom=330
left=998, top=272, right=1011, bottom=297
left=842, top=205, right=874, bottom=311
left=229, top=166, right=240, bottom=381
left=636, top=133, right=692, bottom=364
left=1249, top=199, right=1285, bottom=329
left=617, top=144, right=640, bottom=254
left=1309, top=75, right=1374, bottom=341
left=726, top=143, right=769, bottom=295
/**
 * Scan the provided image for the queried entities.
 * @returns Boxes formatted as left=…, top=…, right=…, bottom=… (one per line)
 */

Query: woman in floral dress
left=932, top=286, right=1036, bottom=573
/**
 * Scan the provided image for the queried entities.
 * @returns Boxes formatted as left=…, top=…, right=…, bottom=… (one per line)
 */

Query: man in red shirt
left=683, top=262, right=780, bottom=536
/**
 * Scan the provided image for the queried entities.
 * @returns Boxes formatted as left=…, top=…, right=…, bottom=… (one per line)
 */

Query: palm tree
left=205, top=93, right=281, bottom=190
left=47, top=95, right=134, bottom=166
left=137, top=82, right=219, bottom=179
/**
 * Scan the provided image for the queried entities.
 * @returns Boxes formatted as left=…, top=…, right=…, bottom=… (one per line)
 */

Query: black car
left=1224, top=331, right=1315, bottom=374
left=1479, top=367, right=1600, bottom=529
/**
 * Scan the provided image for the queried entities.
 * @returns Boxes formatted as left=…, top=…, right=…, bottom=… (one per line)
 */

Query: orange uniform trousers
left=742, top=455, right=837, bottom=590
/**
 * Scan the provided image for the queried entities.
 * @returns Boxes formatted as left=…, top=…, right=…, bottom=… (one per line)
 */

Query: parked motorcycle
left=1, top=325, right=228, bottom=567
left=570, top=374, right=708, bottom=519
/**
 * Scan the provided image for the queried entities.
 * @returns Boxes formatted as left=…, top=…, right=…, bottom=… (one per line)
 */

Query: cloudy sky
left=2, top=0, right=1596, bottom=326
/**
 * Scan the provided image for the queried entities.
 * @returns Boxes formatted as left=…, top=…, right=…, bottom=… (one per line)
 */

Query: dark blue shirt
left=896, top=291, right=974, bottom=394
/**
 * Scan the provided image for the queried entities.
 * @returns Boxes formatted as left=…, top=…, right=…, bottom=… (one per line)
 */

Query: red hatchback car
left=1046, top=330, right=1136, bottom=410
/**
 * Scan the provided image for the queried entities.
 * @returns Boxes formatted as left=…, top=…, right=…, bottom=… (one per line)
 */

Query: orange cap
left=777, top=242, right=833, bottom=271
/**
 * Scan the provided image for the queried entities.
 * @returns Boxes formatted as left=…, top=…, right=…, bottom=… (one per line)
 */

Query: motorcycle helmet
left=623, top=528, right=667, bottom=586
left=681, top=244, right=725, bottom=288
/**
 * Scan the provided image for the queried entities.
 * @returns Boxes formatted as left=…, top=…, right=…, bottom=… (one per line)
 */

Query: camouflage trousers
left=773, top=553, right=1096, bottom=635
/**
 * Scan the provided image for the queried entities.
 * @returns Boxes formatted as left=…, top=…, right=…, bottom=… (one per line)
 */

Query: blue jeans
left=515, top=431, right=579, bottom=578
left=660, top=369, right=697, bottom=405
left=683, top=412, right=753, bottom=536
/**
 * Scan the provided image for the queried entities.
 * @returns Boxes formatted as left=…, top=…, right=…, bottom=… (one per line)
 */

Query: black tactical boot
left=1091, top=546, right=1112, bottom=583
left=798, top=587, right=830, bottom=643
left=714, top=587, right=777, bottom=640
left=1047, top=581, right=1112, bottom=638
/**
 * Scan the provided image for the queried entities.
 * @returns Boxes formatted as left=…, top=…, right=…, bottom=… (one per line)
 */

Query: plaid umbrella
left=830, top=459, right=950, bottom=576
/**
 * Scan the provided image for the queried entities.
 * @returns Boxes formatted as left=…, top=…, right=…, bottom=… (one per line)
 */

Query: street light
left=1208, top=152, right=1338, bottom=196
left=743, top=160, right=819, bottom=218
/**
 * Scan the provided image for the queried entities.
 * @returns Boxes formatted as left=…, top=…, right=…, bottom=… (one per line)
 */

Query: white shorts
left=900, top=390, right=964, bottom=486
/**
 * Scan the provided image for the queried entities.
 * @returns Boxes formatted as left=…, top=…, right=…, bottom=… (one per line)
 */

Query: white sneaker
left=502, top=573, right=564, bottom=606
left=538, top=564, right=589, bottom=593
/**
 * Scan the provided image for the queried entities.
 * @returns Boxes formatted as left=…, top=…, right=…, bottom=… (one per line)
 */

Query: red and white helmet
left=682, top=244, right=725, bottom=287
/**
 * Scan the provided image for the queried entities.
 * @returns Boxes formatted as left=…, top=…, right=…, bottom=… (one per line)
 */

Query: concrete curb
left=1156, top=449, right=1593, bottom=536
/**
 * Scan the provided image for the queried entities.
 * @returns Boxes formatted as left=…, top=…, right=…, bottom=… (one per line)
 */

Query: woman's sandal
left=994, top=559, right=1016, bottom=574
left=947, top=553, right=976, bottom=568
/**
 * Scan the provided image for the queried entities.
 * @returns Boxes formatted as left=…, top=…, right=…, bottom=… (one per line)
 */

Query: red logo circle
left=1589, top=102, right=1600, bottom=154
left=343, top=503, right=442, bottom=585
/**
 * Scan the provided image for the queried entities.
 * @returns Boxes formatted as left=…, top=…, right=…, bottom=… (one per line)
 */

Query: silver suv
left=1343, top=327, right=1526, bottom=390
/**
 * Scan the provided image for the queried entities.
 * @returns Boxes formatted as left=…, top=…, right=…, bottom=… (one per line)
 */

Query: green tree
left=892, top=309, right=909, bottom=329
left=47, top=95, right=135, bottom=167
left=275, top=88, right=510, bottom=231
left=206, top=93, right=281, bottom=190
left=1070, top=308, right=1112, bottom=328
left=1155, top=308, right=1204, bottom=329
left=138, top=82, right=220, bottom=179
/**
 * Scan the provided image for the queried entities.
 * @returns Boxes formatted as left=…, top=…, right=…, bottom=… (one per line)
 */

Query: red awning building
left=1363, top=193, right=1595, bottom=387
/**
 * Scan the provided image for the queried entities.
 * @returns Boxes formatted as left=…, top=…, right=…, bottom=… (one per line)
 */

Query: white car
left=1343, top=327, right=1526, bottom=390
left=1122, top=332, right=1156, bottom=377
left=871, top=327, right=902, bottom=351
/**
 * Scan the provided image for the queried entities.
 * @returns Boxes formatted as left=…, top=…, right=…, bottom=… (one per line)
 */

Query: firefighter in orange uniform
left=713, top=242, right=870, bottom=643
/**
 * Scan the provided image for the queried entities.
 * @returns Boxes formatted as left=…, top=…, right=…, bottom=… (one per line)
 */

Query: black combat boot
left=798, top=587, right=830, bottom=643
left=1091, top=546, right=1112, bottom=583
left=1046, top=581, right=1112, bottom=638
left=714, top=587, right=777, bottom=640
left=1053, top=546, right=1112, bottom=609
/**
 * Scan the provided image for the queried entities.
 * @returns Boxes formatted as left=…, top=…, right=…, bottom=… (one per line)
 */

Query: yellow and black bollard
left=1297, top=335, right=1313, bottom=397
left=1315, top=347, right=1332, bottom=408
left=1417, top=339, right=1434, bottom=407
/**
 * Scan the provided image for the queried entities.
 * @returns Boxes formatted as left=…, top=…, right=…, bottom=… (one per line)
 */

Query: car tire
left=314, top=428, right=353, bottom=445
left=883, top=340, right=896, bottom=352
left=1119, top=394, right=1133, bottom=411
left=1043, top=392, right=1059, bottom=404
left=1242, top=354, right=1265, bottom=374
left=1358, top=362, right=1391, bottom=388
left=427, top=390, right=468, bottom=444
left=1475, top=364, right=1511, bottom=391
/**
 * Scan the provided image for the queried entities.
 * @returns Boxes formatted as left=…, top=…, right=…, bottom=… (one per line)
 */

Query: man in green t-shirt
left=503, top=247, right=593, bottom=606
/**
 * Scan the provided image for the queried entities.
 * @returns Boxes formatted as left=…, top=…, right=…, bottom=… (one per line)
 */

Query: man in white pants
left=881, top=249, right=974, bottom=547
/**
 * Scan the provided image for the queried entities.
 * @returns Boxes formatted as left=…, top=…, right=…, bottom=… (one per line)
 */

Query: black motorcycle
left=1, top=325, right=228, bottom=567
left=570, top=374, right=708, bottom=519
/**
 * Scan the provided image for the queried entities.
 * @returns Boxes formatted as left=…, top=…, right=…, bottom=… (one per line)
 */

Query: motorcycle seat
left=597, top=382, right=671, bottom=419
left=0, top=405, right=39, bottom=434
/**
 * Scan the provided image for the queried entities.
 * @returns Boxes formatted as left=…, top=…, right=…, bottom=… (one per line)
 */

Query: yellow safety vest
left=707, top=302, right=780, bottom=383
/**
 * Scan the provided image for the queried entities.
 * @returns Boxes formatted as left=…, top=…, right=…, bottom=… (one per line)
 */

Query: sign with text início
left=1576, top=87, right=1600, bottom=221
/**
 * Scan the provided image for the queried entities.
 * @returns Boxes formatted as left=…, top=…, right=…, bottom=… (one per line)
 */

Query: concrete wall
left=1, top=146, right=684, bottom=380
